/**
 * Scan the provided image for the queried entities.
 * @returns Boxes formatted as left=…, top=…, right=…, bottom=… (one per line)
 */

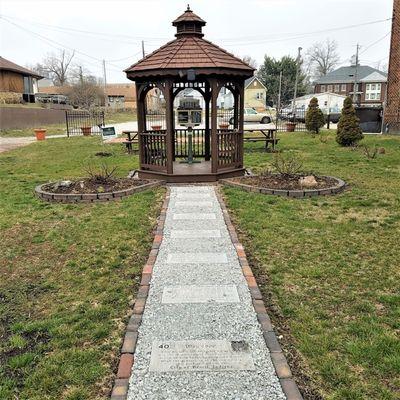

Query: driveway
left=0, top=134, right=67, bottom=154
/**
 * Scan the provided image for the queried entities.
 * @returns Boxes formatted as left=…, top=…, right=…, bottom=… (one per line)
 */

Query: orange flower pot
left=151, top=125, right=162, bottom=131
left=219, top=123, right=229, bottom=130
left=81, top=126, right=92, bottom=136
left=286, top=122, right=296, bottom=132
left=34, top=128, right=46, bottom=141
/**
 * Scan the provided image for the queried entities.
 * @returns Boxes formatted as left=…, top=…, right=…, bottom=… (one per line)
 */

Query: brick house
left=384, top=0, right=400, bottom=133
left=0, top=56, right=43, bottom=103
left=314, top=65, right=387, bottom=107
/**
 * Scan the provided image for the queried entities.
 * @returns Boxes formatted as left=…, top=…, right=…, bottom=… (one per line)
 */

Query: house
left=384, top=0, right=400, bottom=133
left=174, top=88, right=205, bottom=109
left=294, top=92, right=346, bottom=113
left=0, top=56, right=43, bottom=103
left=105, top=83, right=136, bottom=109
left=314, top=64, right=387, bottom=107
left=216, top=76, right=267, bottom=110
left=244, top=76, right=267, bottom=111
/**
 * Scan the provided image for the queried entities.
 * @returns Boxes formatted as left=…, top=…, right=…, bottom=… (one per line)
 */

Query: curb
left=35, top=180, right=163, bottom=203
left=220, top=176, right=346, bottom=198
left=110, top=188, right=170, bottom=400
left=215, top=187, right=304, bottom=400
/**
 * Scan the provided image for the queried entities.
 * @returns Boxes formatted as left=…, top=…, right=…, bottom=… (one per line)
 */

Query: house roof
left=125, top=8, right=254, bottom=78
left=360, top=71, right=387, bottom=82
left=0, top=56, right=43, bottom=79
left=105, top=83, right=136, bottom=100
left=245, top=76, right=267, bottom=90
left=295, top=92, right=347, bottom=101
left=315, top=65, right=387, bottom=84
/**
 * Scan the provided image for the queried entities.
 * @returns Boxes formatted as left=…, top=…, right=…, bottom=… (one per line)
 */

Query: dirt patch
left=231, top=174, right=338, bottom=191
left=42, top=178, right=150, bottom=194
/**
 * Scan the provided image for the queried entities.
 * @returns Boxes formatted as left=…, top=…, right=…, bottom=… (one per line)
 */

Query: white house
left=294, top=92, right=346, bottom=113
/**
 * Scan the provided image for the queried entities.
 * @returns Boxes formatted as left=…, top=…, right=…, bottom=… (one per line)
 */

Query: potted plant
left=81, top=126, right=92, bottom=136
left=219, top=123, right=229, bottom=130
left=151, top=125, right=162, bottom=131
left=34, top=128, right=46, bottom=141
left=286, top=122, right=296, bottom=132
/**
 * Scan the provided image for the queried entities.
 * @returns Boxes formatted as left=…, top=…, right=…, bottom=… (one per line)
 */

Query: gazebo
left=125, top=6, right=254, bottom=182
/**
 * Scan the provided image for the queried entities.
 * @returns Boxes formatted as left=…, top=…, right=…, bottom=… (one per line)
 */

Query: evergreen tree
left=305, top=97, right=325, bottom=133
left=336, top=97, right=363, bottom=146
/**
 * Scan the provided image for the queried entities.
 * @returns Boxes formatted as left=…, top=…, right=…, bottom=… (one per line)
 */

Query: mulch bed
left=42, top=178, right=150, bottom=195
left=231, top=174, right=337, bottom=191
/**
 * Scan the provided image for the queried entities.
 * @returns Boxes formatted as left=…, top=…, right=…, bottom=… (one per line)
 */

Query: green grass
left=223, top=132, right=400, bottom=400
left=0, top=110, right=136, bottom=138
left=0, top=137, right=164, bottom=400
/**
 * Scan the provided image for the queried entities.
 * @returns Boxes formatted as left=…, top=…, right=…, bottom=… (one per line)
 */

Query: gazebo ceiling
left=124, top=6, right=254, bottom=79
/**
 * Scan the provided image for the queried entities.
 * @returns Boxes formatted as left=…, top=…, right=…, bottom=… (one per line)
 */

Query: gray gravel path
left=127, top=186, right=285, bottom=400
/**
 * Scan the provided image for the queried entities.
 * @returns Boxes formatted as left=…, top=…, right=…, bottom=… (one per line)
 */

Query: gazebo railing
left=216, top=129, right=242, bottom=169
left=139, top=130, right=168, bottom=171
left=174, top=128, right=206, bottom=158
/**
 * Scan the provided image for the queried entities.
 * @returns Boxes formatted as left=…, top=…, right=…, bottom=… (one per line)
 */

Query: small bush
left=336, top=97, right=363, bottom=146
left=84, top=163, right=117, bottom=184
left=270, top=153, right=303, bottom=177
left=305, top=97, right=325, bottom=134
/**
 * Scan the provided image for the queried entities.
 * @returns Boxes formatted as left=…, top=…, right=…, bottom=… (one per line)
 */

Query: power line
left=359, top=31, right=391, bottom=55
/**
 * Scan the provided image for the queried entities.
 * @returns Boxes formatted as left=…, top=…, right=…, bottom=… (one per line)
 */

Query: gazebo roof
left=125, top=7, right=254, bottom=79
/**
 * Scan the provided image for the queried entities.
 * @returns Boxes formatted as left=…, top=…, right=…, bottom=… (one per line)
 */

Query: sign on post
left=101, top=126, right=117, bottom=141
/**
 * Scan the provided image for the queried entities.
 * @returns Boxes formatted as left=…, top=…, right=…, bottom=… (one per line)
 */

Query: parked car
left=278, top=107, right=306, bottom=122
left=226, top=108, right=272, bottom=125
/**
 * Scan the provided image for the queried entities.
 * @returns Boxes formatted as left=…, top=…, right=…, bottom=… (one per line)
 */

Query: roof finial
left=186, top=4, right=191, bottom=11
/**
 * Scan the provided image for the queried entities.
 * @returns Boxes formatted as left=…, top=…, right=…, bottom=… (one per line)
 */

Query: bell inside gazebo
left=125, top=6, right=254, bottom=182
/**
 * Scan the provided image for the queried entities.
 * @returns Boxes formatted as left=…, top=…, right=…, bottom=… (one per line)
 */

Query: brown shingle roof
left=125, top=36, right=253, bottom=74
left=172, top=7, right=206, bottom=24
left=0, top=56, right=43, bottom=79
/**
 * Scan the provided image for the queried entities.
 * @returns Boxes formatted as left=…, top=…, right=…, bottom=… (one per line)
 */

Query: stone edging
left=215, top=187, right=304, bottom=400
left=110, top=188, right=170, bottom=400
left=35, top=180, right=163, bottom=203
left=220, top=176, right=346, bottom=198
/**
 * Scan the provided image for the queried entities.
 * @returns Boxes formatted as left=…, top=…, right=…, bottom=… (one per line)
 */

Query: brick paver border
left=215, top=187, right=304, bottom=400
left=35, top=180, right=163, bottom=203
left=220, top=176, right=346, bottom=198
left=110, top=189, right=170, bottom=400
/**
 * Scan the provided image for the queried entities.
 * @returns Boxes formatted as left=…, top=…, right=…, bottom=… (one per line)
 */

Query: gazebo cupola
left=124, top=6, right=254, bottom=182
left=172, top=5, right=206, bottom=37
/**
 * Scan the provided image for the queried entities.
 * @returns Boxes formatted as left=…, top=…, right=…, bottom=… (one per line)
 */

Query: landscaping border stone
left=215, top=187, right=304, bottom=400
left=35, top=180, right=163, bottom=203
left=220, top=176, right=346, bottom=198
left=110, top=189, right=170, bottom=400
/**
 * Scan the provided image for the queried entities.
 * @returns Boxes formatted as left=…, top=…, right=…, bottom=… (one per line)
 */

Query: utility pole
left=352, top=43, right=360, bottom=104
left=79, top=66, right=83, bottom=85
left=102, top=59, right=107, bottom=107
left=142, top=40, right=145, bottom=58
left=292, top=47, right=302, bottom=112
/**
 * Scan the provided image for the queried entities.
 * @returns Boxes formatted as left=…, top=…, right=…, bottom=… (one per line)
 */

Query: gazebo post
left=204, top=83, right=211, bottom=161
left=210, top=78, right=218, bottom=174
left=238, top=81, right=245, bottom=167
left=164, top=80, right=174, bottom=174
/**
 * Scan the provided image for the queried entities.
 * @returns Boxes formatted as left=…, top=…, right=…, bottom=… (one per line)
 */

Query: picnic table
left=243, top=123, right=279, bottom=151
left=122, top=130, right=138, bottom=154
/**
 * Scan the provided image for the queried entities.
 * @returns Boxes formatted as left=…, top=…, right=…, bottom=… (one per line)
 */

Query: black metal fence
left=146, top=112, right=166, bottom=131
left=275, top=109, right=307, bottom=132
left=65, top=110, right=105, bottom=137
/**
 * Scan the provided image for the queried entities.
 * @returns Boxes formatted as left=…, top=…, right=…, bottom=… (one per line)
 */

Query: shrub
left=270, top=153, right=303, bottom=177
left=305, top=97, right=325, bottom=134
left=336, top=97, right=363, bottom=146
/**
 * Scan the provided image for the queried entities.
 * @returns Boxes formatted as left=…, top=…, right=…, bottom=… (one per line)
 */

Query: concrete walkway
left=0, top=134, right=67, bottom=153
left=127, top=186, right=286, bottom=400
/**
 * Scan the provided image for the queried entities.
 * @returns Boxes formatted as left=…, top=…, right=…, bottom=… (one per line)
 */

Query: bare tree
left=43, top=50, right=75, bottom=86
left=242, top=55, right=258, bottom=69
left=67, top=81, right=104, bottom=109
left=306, top=39, right=340, bottom=79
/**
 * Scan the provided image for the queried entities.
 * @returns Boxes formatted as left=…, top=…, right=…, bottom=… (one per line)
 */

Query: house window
left=365, top=82, right=381, bottom=101
left=256, top=92, right=264, bottom=100
left=327, top=85, right=333, bottom=92
left=341, top=84, right=346, bottom=92
left=334, top=84, right=340, bottom=92
left=321, top=85, right=326, bottom=92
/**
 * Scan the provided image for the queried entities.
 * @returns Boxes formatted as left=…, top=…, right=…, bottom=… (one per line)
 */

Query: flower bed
left=220, top=174, right=346, bottom=198
left=35, top=179, right=163, bottom=203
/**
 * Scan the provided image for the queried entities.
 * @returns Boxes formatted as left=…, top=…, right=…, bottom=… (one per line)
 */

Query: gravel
left=127, top=186, right=285, bottom=400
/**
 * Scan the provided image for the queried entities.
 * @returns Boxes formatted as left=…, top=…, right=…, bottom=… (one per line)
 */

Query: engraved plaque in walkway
left=175, top=201, right=214, bottom=207
left=173, top=213, right=216, bottom=220
left=149, top=340, right=255, bottom=372
left=161, top=285, right=240, bottom=304
left=170, top=229, right=221, bottom=239
left=166, top=252, right=228, bottom=264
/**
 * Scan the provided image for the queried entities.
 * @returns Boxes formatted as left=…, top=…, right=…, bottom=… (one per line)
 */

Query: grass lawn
left=0, top=110, right=136, bottom=138
left=223, top=132, right=400, bottom=400
left=0, top=137, right=164, bottom=399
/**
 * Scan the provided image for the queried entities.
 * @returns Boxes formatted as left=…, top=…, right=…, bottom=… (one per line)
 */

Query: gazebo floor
left=138, top=160, right=245, bottom=183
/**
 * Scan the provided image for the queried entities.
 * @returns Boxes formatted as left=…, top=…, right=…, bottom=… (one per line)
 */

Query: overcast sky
left=0, top=0, right=394, bottom=83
